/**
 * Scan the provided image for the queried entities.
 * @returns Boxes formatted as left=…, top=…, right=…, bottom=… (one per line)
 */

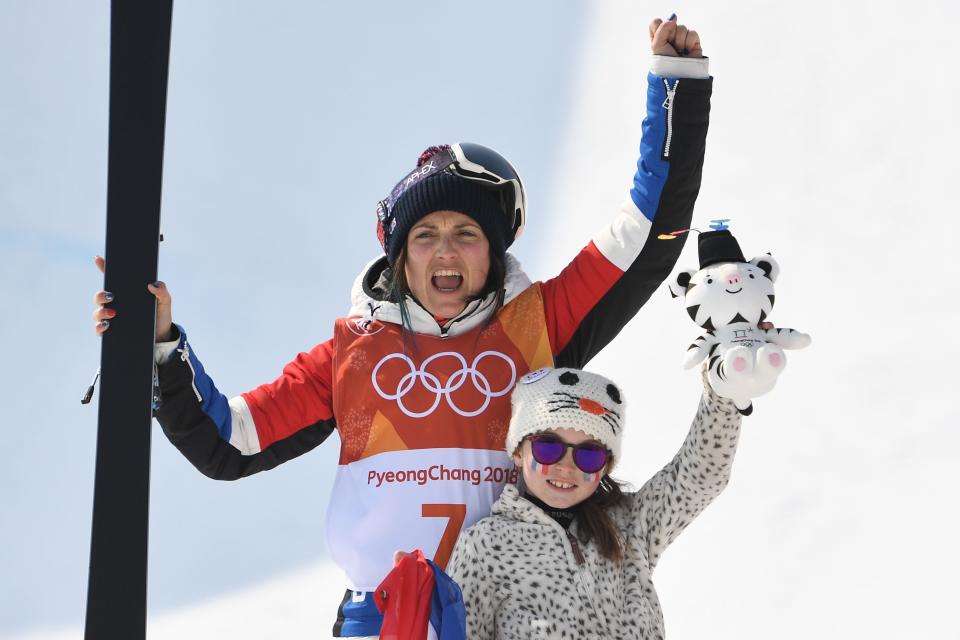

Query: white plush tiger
left=668, top=229, right=811, bottom=415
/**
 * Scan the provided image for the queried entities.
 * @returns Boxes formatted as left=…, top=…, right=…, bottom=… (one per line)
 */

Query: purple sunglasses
left=528, top=434, right=609, bottom=474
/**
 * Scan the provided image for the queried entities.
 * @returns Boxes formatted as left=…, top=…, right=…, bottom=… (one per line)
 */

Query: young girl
left=447, top=366, right=743, bottom=639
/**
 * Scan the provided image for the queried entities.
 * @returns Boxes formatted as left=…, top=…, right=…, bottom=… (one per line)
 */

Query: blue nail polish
left=668, top=13, right=677, bottom=20
left=103, top=292, right=114, bottom=301
left=152, top=281, right=161, bottom=287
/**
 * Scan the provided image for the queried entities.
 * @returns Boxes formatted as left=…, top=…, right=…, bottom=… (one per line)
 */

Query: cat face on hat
left=506, top=368, right=626, bottom=471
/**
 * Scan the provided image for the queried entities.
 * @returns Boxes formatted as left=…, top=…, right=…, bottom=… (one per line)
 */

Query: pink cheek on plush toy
left=768, top=353, right=783, bottom=368
left=733, top=357, right=747, bottom=371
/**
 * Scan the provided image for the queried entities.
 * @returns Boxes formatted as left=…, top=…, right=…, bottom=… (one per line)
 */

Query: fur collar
left=491, top=484, right=570, bottom=530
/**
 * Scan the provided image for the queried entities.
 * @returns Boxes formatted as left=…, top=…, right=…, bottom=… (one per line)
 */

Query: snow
left=12, top=563, right=345, bottom=640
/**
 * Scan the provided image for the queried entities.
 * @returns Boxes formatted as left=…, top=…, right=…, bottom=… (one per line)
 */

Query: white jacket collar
left=347, top=252, right=532, bottom=338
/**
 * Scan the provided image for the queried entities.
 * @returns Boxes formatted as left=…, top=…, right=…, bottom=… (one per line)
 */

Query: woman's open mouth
left=432, top=269, right=463, bottom=293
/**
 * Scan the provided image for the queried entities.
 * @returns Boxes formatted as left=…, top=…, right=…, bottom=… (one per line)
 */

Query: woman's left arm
left=632, top=370, right=742, bottom=572
left=542, top=18, right=712, bottom=368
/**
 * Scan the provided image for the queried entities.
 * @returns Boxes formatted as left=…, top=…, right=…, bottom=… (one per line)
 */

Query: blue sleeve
left=631, top=72, right=688, bottom=222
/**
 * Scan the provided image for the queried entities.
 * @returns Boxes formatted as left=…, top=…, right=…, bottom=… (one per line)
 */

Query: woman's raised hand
left=92, top=255, right=175, bottom=342
left=649, top=15, right=703, bottom=58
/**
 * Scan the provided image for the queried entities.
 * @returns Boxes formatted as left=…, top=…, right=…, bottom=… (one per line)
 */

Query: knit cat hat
left=506, top=367, right=626, bottom=471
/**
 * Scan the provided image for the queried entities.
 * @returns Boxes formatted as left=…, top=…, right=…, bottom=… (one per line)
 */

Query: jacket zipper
left=566, top=532, right=584, bottom=565
left=438, top=297, right=484, bottom=339
left=151, top=362, right=162, bottom=411
left=178, top=343, right=203, bottom=402
left=662, top=78, right=679, bottom=158
left=565, top=530, right=611, bottom=633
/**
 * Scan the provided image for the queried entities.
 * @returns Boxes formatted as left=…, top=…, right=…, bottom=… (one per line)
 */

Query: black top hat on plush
left=697, top=229, right=746, bottom=269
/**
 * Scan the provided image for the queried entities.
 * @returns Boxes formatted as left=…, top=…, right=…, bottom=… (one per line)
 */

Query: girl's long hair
left=515, top=465, right=628, bottom=565
left=574, top=475, right=628, bottom=564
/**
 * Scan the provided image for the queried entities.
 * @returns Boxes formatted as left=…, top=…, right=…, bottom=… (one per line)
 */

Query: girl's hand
left=649, top=15, right=703, bottom=58
left=92, top=255, right=175, bottom=342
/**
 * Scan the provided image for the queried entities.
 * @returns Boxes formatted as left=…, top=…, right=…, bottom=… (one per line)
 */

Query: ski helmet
left=376, top=143, right=527, bottom=264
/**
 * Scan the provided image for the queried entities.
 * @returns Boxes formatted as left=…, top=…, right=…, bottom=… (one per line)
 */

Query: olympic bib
left=325, top=447, right=516, bottom=591
left=331, top=285, right=554, bottom=465
left=327, top=285, right=554, bottom=590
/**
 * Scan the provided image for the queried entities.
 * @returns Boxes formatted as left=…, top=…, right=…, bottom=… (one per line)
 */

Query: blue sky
left=4, top=1, right=960, bottom=638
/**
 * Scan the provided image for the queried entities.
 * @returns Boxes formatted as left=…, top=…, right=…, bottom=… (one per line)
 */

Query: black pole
left=85, top=1, right=173, bottom=637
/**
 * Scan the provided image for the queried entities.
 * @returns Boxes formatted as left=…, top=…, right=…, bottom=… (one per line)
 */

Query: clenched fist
left=649, top=15, right=703, bottom=58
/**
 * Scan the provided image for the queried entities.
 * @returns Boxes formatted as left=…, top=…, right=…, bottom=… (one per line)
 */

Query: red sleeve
left=242, top=338, right=336, bottom=450
left=540, top=241, right=623, bottom=357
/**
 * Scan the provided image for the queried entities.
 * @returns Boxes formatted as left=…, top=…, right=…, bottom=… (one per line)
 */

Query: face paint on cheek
left=529, top=458, right=551, bottom=475
left=582, top=471, right=600, bottom=483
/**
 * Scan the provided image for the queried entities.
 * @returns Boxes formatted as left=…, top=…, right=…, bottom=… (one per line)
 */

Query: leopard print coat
left=448, top=382, right=742, bottom=640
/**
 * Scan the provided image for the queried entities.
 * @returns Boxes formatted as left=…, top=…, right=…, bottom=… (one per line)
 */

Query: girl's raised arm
left=631, top=369, right=742, bottom=571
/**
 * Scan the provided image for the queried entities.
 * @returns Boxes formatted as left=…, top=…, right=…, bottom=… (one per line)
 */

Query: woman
left=92, top=16, right=711, bottom=637
left=447, top=366, right=743, bottom=639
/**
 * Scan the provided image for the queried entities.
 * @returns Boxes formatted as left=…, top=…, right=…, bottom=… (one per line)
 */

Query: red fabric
left=374, top=550, right=435, bottom=640
left=540, top=240, right=623, bottom=354
left=242, top=339, right=335, bottom=449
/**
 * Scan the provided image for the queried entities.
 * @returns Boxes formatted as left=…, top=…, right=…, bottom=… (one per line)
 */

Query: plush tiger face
left=668, top=255, right=780, bottom=330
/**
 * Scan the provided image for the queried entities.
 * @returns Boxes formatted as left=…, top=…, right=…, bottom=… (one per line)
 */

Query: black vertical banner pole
left=85, top=1, right=173, bottom=638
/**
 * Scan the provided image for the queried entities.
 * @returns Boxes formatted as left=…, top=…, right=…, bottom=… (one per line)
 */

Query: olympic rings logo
left=371, top=351, right=517, bottom=418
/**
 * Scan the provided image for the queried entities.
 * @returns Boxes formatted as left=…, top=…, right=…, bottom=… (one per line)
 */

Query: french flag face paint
left=530, top=458, right=552, bottom=475
left=582, top=470, right=599, bottom=483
